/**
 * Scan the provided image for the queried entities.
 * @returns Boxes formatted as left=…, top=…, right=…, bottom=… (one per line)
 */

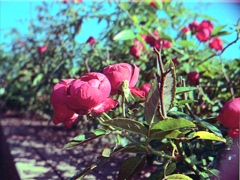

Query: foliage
left=0, top=1, right=239, bottom=180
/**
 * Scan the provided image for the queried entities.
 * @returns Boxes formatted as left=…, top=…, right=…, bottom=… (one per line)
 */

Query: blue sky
left=0, top=1, right=239, bottom=60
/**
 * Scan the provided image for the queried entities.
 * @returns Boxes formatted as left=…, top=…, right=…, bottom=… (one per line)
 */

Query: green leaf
left=150, top=130, right=183, bottom=140
left=102, top=148, right=111, bottom=158
left=113, top=29, right=135, bottom=41
left=165, top=162, right=176, bottom=176
left=32, top=74, right=43, bottom=86
left=176, top=87, right=198, bottom=94
left=104, top=118, right=148, bottom=136
left=118, top=157, right=145, bottom=180
left=165, top=174, right=193, bottom=180
left=196, top=120, right=223, bottom=138
left=189, top=131, right=226, bottom=142
left=178, top=40, right=195, bottom=47
left=144, top=78, right=160, bottom=125
left=211, top=25, right=227, bottom=36
left=174, top=100, right=198, bottom=106
left=211, top=31, right=231, bottom=37
left=162, top=59, right=176, bottom=117
left=151, top=118, right=196, bottom=131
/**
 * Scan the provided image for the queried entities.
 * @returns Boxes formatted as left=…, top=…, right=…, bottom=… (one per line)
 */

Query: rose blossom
left=38, top=45, right=47, bottom=54
left=86, top=36, right=95, bottom=46
left=187, top=71, right=200, bottom=86
left=218, top=98, right=240, bottom=129
left=181, top=26, right=190, bottom=34
left=66, top=72, right=118, bottom=114
left=218, top=97, right=240, bottom=139
left=50, top=79, right=78, bottom=128
left=103, top=63, right=140, bottom=95
left=209, top=37, right=223, bottom=51
left=196, top=20, right=214, bottom=42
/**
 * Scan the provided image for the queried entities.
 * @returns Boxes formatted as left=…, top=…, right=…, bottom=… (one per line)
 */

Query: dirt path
left=0, top=114, right=156, bottom=180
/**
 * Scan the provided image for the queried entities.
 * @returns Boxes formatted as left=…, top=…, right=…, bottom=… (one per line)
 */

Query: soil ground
left=0, top=112, right=156, bottom=180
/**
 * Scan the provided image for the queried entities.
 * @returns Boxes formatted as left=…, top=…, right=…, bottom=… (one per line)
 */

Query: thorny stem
left=220, top=60, right=235, bottom=100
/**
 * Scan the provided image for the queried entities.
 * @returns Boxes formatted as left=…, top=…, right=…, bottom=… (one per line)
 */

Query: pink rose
left=103, top=63, right=140, bottom=95
left=67, top=72, right=118, bottom=114
left=181, top=26, right=190, bottom=34
left=196, top=20, right=214, bottom=42
left=38, top=45, right=47, bottom=54
left=209, top=37, right=223, bottom=51
left=50, top=79, right=78, bottom=128
left=187, top=71, right=200, bottom=86
left=218, top=98, right=240, bottom=129
left=86, top=36, right=95, bottom=46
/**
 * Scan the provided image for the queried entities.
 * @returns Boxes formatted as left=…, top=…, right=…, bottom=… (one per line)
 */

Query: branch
left=198, top=34, right=239, bottom=65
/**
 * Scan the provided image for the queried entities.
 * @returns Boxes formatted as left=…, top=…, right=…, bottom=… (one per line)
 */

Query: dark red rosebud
left=86, top=36, right=95, bottom=46
left=38, top=45, right=47, bottom=54
left=181, top=26, right=190, bottom=34
left=130, top=45, right=141, bottom=58
left=189, top=21, right=199, bottom=32
left=187, top=71, right=200, bottom=86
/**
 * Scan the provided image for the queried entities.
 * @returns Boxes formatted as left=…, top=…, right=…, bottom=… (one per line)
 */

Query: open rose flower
left=209, top=37, right=223, bottom=51
left=50, top=79, right=78, bottom=128
left=103, top=63, right=140, bottom=95
left=66, top=72, right=118, bottom=114
left=196, top=20, right=214, bottom=42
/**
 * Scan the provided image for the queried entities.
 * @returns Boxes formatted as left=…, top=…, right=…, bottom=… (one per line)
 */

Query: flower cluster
left=218, top=97, right=240, bottom=138
left=50, top=63, right=150, bottom=128
left=130, top=30, right=172, bottom=58
left=181, top=20, right=223, bottom=51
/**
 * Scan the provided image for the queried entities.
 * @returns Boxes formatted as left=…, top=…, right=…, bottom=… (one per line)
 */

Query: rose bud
left=172, top=57, right=179, bottom=66
left=196, top=20, right=214, bottom=42
left=181, top=26, right=190, bottom=34
left=66, top=72, right=118, bottom=114
left=38, top=45, right=47, bottom=54
left=103, top=63, right=140, bottom=95
left=154, top=39, right=172, bottom=50
left=218, top=98, right=240, bottom=130
left=131, top=83, right=151, bottom=98
left=187, top=71, right=200, bottom=86
left=189, top=21, right=199, bottom=32
left=209, top=37, right=223, bottom=51
left=86, top=36, right=95, bottom=46
left=130, top=45, right=141, bottom=58
left=50, top=79, right=79, bottom=128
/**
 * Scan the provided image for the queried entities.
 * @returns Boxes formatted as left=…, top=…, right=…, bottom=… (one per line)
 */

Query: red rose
left=154, top=39, right=172, bottom=50
left=130, top=45, right=141, bottom=58
left=86, top=36, right=95, bottom=46
left=196, top=20, right=214, bottom=42
left=189, top=21, right=199, bottom=32
left=67, top=72, right=118, bottom=114
left=218, top=98, right=240, bottom=129
left=50, top=79, right=78, bottom=128
left=187, top=71, right=200, bottom=86
left=181, top=26, right=190, bottom=34
left=209, top=37, right=223, bottom=51
left=103, top=63, right=140, bottom=95
left=38, top=45, right=47, bottom=54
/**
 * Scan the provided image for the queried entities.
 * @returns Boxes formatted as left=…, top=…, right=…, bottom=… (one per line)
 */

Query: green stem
left=121, top=92, right=126, bottom=118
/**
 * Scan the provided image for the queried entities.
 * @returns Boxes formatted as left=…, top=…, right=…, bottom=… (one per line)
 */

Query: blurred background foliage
left=0, top=1, right=239, bottom=120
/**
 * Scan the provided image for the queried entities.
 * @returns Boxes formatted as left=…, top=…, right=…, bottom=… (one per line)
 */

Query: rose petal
left=129, top=64, right=140, bottom=88
left=93, top=97, right=118, bottom=114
